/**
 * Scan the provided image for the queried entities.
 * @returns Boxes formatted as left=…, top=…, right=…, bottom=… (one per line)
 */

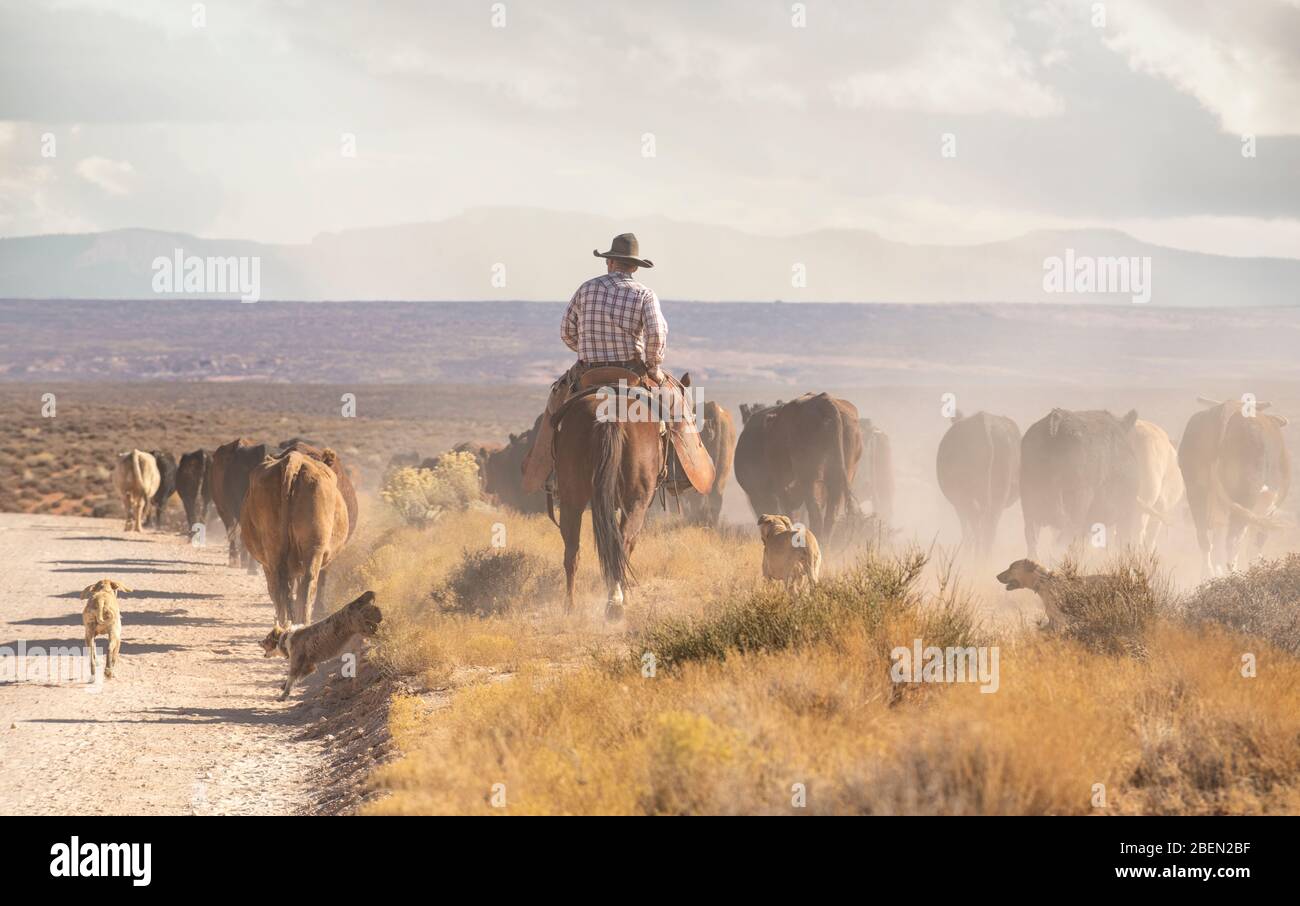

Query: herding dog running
left=81, top=579, right=130, bottom=680
left=260, top=590, right=383, bottom=700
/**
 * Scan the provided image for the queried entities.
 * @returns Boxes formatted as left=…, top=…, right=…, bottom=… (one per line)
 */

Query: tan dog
left=81, top=579, right=130, bottom=680
left=996, top=559, right=1108, bottom=630
left=260, top=590, right=382, bottom=701
left=758, top=514, right=822, bottom=589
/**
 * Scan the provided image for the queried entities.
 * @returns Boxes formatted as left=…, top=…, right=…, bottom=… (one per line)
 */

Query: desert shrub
left=380, top=454, right=480, bottom=526
left=1180, top=555, right=1300, bottom=655
left=636, top=547, right=980, bottom=670
left=437, top=547, right=562, bottom=617
left=1050, top=552, right=1171, bottom=657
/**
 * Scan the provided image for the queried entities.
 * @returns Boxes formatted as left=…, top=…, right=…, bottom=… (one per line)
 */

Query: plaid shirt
left=561, top=271, right=667, bottom=369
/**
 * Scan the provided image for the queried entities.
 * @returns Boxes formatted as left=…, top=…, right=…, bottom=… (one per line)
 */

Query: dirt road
left=0, top=513, right=330, bottom=815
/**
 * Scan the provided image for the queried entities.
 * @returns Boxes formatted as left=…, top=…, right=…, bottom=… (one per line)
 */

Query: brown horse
left=554, top=392, right=665, bottom=620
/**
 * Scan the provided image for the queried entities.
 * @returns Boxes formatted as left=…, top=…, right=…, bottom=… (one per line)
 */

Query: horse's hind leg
left=560, top=503, right=584, bottom=614
left=609, top=496, right=652, bottom=620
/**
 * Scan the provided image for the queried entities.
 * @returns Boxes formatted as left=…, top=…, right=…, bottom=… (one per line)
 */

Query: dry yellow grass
left=339, top=501, right=1300, bottom=816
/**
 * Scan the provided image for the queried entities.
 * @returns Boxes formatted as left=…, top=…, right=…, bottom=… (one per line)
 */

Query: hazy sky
left=2, top=0, right=1298, bottom=257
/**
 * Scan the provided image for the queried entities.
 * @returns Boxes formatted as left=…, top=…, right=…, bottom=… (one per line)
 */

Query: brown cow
left=210, top=438, right=272, bottom=569
left=1178, top=397, right=1290, bottom=577
left=735, top=393, right=862, bottom=541
left=279, top=441, right=359, bottom=540
left=680, top=401, right=736, bottom=527
left=483, top=417, right=547, bottom=514
left=240, top=450, right=351, bottom=625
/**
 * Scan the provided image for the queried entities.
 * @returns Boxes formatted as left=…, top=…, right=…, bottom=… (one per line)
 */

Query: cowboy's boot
left=521, top=380, right=568, bottom=493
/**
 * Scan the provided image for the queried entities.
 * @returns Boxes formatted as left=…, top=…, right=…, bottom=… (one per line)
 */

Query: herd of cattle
left=387, top=397, right=895, bottom=538
left=720, top=392, right=1285, bottom=578
left=938, top=397, right=1288, bottom=577
left=105, top=391, right=1286, bottom=633
left=318, top=391, right=1287, bottom=587
left=112, top=438, right=359, bottom=626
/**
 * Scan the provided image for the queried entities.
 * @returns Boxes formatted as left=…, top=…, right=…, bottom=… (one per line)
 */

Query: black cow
left=210, top=438, right=272, bottom=570
left=148, top=450, right=178, bottom=529
left=734, top=394, right=862, bottom=541
left=175, top=448, right=213, bottom=533
left=1020, top=408, right=1141, bottom=559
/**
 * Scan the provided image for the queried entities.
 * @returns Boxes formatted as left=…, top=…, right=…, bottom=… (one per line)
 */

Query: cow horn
left=1196, top=396, right=1222, bottom=408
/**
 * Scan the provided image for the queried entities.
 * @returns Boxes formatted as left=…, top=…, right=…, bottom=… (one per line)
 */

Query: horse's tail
left=591, top=419, right=631, bottom=590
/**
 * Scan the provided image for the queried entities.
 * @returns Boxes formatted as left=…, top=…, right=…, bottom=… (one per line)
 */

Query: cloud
left=1103, top=0, right=1300, bottom=135
left=831, top=2, right=1063, bottom=116
left=74, top=156, right=134, bottom=195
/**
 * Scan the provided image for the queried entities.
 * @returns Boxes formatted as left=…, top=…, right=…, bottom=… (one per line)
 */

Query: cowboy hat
left=593, top=232, right=654, bottom=268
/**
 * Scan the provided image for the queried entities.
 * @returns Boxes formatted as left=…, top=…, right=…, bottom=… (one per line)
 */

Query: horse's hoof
left=604, top=603, right=625, bottom=622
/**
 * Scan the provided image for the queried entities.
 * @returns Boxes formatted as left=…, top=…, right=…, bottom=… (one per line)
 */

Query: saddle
left=577, top=365, right=646, bottom=391
left=549, top=369, right=715, bottom=496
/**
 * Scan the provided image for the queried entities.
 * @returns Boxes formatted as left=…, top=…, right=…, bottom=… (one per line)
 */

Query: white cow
left=113, top=449, right=161, bottom=532
left=1132, top=420, right=1184, bottom=552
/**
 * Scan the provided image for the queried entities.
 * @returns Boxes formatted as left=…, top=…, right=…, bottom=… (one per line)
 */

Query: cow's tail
left=591, top=420, right=631, bottom=591
left=279, top=454, right=306, bottom=577
left=130, top=449, right=145, bottom=490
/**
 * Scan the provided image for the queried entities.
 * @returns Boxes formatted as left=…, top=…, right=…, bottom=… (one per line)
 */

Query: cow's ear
left=1121, top=410, right=1139, bottom=430
left=1257, top=400, right=1273, bottom=411
left=680, top=372, right=691, bottom=387
left=81, top=584, right=96, bottom=599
